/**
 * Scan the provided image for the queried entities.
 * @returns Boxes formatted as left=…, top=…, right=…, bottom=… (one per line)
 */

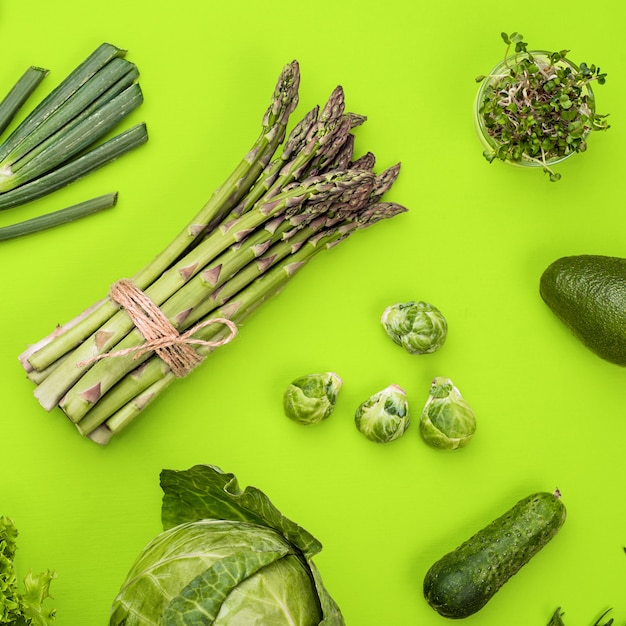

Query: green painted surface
left=1, top=2, right=625, bottom=623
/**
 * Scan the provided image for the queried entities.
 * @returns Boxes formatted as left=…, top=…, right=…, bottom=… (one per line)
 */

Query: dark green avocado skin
left=540, top=255, right=626, bottom=366
left=423, top=492, right=566, bottom=619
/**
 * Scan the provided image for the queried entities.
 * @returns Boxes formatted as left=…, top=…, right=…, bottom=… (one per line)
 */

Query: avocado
left=423, top=491, right=566, bottom=619
left=540, top=255, right=626, bottom=365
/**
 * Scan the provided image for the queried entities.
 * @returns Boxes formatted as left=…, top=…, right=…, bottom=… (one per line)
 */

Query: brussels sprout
left=355, top=384, right=409, bottom=443
left=419, top=377, right=476, bottom=449
left=283, top=372, right=343, bottom=425
left=381, top=301, right=447, bottom=355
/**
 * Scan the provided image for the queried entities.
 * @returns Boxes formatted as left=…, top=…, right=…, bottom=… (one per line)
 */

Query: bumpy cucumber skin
left=423, top=491, right=566, bottom=619
left=540, top=255, right=626, bottom=366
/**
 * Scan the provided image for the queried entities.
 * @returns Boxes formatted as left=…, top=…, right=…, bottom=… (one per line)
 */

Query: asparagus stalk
left=72, top=173, right=406, bottom=436
left=52, top=169, right=374, bottom=421
left=23, top=74, right=350, bottom=382
left=25, top=354, right=70, bottom=385
left=23, top=61, right=301, bottom=373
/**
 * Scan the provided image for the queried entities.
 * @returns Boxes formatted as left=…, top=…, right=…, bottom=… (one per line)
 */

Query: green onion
left=0, top=43, right=125, bottom=164
left=0, top=43, right=146, bottom=233
left=0, top=66, right=48, bottom=136
left=0, top=192, right=117, bottom=241
left=0, top=123, right=147, bottom=210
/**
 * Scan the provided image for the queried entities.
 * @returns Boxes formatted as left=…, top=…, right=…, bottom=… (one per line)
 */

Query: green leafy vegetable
left=354, top=384, right=409, bottom=443
left=381, top=301, right=447, bottom=355
left=283, top=372, right=343, bottom=425
left=419, top=377, right=476, bottom=449
left=0, top=516, right=56, bottom=625
left=110, top=464, right=344, bottom=625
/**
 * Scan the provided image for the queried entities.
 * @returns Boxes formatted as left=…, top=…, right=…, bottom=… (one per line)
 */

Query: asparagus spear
left=54, top=168, right=375, bottom=421
left=73, top=172, right=405, bottom=435
left=23, top=61, right=301, bottom=374
left=25, top=93, right=360, bottom=396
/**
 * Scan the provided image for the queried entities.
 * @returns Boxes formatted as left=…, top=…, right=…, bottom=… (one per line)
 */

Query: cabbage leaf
left=160, top=464, right=322, bottom=558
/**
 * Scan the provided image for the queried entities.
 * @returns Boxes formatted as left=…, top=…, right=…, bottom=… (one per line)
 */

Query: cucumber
left=423, top=491, right=566, bottom=619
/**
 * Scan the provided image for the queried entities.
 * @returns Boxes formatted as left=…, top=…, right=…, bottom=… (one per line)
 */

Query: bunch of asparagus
left=19, top=60, right=407, bottom=444
left=0, top=43, right=147, bottom=239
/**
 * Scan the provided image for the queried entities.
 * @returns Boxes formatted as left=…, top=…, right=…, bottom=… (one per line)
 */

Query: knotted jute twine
left=78, top=279, right=238, bottom=377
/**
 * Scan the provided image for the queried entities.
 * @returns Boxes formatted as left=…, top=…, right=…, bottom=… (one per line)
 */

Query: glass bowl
left=473, top=50, right=596, bottom=169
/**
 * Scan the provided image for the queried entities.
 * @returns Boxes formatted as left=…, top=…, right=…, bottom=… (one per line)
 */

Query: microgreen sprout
left=475, top=32, right=609, bottom=181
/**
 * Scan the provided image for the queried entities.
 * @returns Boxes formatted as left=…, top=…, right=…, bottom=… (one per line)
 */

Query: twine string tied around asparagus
left=77, top=279, right=238, bottom=377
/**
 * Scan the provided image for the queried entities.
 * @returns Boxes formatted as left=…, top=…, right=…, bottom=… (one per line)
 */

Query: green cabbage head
left=110, top=465, right=344, bottom=625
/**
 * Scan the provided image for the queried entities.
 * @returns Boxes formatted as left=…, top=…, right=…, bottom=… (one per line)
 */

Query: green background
left=1, top=0, right=624, bottom=624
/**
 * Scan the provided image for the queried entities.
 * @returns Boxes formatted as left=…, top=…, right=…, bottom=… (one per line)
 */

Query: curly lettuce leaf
left=0, top=516, right=56, bottom=625
left=160, top=464, right=322, bottom=558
